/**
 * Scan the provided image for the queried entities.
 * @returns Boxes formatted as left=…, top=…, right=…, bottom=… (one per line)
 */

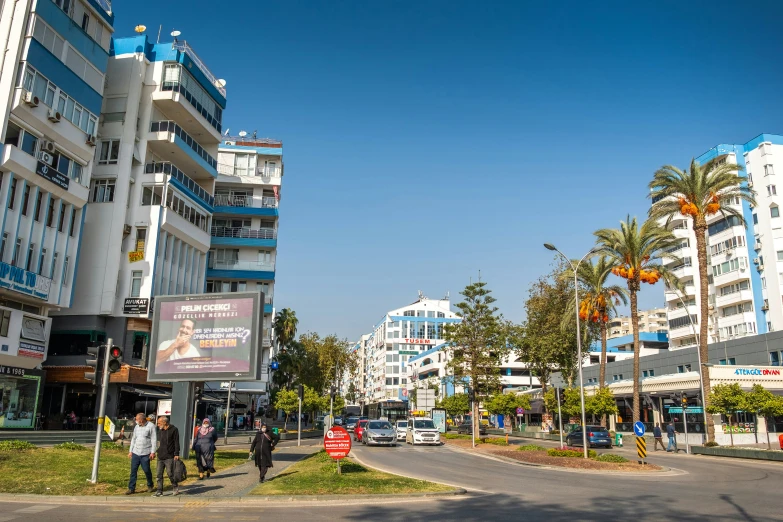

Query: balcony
left=153, top=64, right=223, bottom=143
left=0, top=145, right=88, bottom=207
left=213, top=194, right=278, bottom=217
left=148, top=121, right=217, bottom=180
left=210, top=226, right=276, bottom=248
left=207, top=259, right=274, bottom=272
left=160, top=207, right=211, bottom=251
left=217, top=163, right=282, bottom=179
left=145, top=162, right=214, bottom=208
left=715, top=289, right=754, bottom=308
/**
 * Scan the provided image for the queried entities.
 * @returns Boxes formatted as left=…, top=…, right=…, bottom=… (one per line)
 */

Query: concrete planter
left=692, top=445, right=783, bottom=461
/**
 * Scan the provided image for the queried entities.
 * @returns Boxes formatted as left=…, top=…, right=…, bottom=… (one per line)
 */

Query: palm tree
left=594, top=216, right=681, bottom=425
left=273, top=308, right=298, bottom=356
left=649, top=158, right=756, bottom=442
left=566, top=257, right=629, bottom=396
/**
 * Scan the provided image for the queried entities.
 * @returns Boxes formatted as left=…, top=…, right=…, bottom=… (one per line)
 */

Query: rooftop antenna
left=223, top=128, right=230, bottom=136
left=238, top=130, right=247, bottom=138
left=170, top=30, right=181, bottom=45
left=134, top=25, right=146, bottom=34
left=252, top=130, right=257, bottom=139
left=215, top=79, right=227, bottom=89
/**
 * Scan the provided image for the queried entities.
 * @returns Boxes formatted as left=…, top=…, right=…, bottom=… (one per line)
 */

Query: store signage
left=402, top=339, right=432, bottom=345
left=157, top=399, right=172, bottom=416
left=123, top=298, right=149, bottom=314
left=35, top=161, right=69, bottom=190
left=0, top=366, right=25, bottom=376
left=399, top=350, right=418, bottom=355
left=0, top=262, right=51, bottom=301
left=734, top=368, right=781, bottom=376
left=18, top=341, right=44, bottom=359
left=21, top=317, right=46, bottom=342
left=128, top=251, right=144, bottom=263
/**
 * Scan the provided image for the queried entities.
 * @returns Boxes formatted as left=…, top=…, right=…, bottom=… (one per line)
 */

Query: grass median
left=250, top=450, right=454, bottom=496
left=0, top=442, right=249, bottom=495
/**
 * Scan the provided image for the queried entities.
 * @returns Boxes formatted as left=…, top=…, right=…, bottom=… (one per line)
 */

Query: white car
left=406, top=417, right=441, bottom=446
left=395, top=419, right=408, bottom=441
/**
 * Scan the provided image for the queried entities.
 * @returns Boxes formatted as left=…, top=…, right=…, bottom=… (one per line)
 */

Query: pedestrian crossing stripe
left=636, top=436, right=647, bottom=459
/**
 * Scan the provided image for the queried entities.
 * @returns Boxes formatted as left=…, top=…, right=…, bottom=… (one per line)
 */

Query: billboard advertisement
left=147, top=292, right=262, bottom=382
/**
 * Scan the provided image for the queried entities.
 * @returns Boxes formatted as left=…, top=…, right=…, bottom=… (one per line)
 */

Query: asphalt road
left=0, top=438, right=781, bottom=521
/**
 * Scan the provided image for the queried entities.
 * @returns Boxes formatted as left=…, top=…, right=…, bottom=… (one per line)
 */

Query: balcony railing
left=172, top=42, right=226, bottom=98
left=161, top=64, right=223, bottom=133
left=145, top=162, right=214, bottom=207
left=210, top=226, right=277, bottom=239
left=150, top=120, right=217, bottom=170
left=217, top=163, right=282, bottom=178
left=207, top=259, right=274, bottom=271
left=213, top=194, right=277, bottom=208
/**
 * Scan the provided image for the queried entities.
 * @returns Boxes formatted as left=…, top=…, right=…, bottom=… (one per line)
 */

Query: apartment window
left=753, top=214, right=758, bottom=225
left=11, top=238, right=21, bottom=267
left=33, top=192, right=42, bottom=221
left=642, top=370, right=655, bottom=378
left=258, top=250, right=272, bottom=265
left=612, top=374, right=623, bottom=381
left=81, top=13, right=89, bottom=32
left=403, top=310, right=414, bottom=317
left=141, top=185, right=164, bottom=205
left=62, top=256, right=69, bottom=285
left=31, top=19, right=65, bottom=61
left=677, top=365, right=692, bottom=373
left=765, top=164, right=775, bottom=176
left=769, top=185, right=777, bottom=196
left=130, top=270, right=143, bottom=297
left=135, top=228, right=146, bottom=253
left=719, top=358, right=736, bottom=365
left=91, top=179, right=115, bottom=203
left=46, top=199, right=55, bottom=227
left=8, top=179, right=16, bottom=210
left=21, top=185, right=30, bottom=215
left=0, top=234, right=7, bottom=262
left=50, top=252, right=58, bottom=279
left=69, top=209, right=77, bottom=237
left=0, top=310, right=10, bottom=337
left=57, top=204, right=66, bottom=232
left=772, top=206, right=780, bottom=218
left=25, top=244, right=34, bottom=272
left=772, top=352, right=780, bottom=366
left=38, top=248, right=46, bottom=275
left=97, top=140, right=119, bottom=165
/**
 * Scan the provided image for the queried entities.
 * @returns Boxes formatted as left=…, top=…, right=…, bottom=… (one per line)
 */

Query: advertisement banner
left=18, top=341, right=45, bottom=359
left=123, top=298, right=149, bottom=314
left=147, top=292, right=262, bottom=382
left=431, top=408, right=447, bottom=433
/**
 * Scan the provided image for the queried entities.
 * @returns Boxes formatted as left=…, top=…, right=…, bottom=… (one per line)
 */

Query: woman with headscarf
left=192, top=418, right=218, bottom=479
left=250, top=423, right=277, bottom=483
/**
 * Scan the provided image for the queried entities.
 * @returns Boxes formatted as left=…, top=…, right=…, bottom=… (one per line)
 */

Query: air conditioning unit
left=39, top=151, right=54, bottom=166
left=750, top=203, right=755, bottom=209
left=762, top=304, right=770, bottom=311
left=753, top=258, right=760, bottom=264
left=726, top=248, right=733, bottom=256
left=85, top=134, right=96, bottom=147
left=122, top=224, right=132, bottom=235
left=47, top=109, right=61, bottom=122
left=755, top=241, right=762, bottom=250
left=748, top=180, right=754, bottom=187
left=41, top=140, right=55, bottom=154
left=22, top=90, right=39, bottom=107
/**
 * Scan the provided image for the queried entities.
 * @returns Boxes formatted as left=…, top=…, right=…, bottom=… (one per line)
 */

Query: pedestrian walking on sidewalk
left=126, top=412, right=157, bottom=495
left=193, top=418, right=218, bottom=480
left=666, top=421, right=678, bottom=453
left=153, top=416, right=181, bottom=496
left=653, top=423, right=666, bottom=451
left=250, top=423, right=277, bottom=483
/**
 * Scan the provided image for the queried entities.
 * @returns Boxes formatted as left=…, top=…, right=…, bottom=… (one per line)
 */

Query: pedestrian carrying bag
left=173, top=459, right=188, bottom=482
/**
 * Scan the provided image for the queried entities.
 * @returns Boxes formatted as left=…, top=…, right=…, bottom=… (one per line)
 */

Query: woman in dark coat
left=250, top=423, right=277, bottom=482
left=192, top=418, right=218, bottom=479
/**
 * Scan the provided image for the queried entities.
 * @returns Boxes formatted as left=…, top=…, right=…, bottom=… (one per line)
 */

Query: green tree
left=443, top=280, right=508, bottom=441
left=485, top=393, right=531, bottom=429
left=649, top=158, right=756, bottom=443
left=585, top=387, right=619, bottom=421
left=274, top=388, right=299, bottom=431
left=706, top=383, right=748, bottom=447
left=594, top=215, right=680, bottom=425
left=437, top=393, right=471, bottom=422
left=273, top=308, right=299, bottom=355
left=346, top=383, right=358, bottom=405
left=745, top=384, right=783, bottom=449
left=543, top=387, right=582, bottom=420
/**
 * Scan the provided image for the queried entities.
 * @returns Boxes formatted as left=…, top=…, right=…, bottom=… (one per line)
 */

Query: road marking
left=0, top=516, right=18, bottom=522
left=14, top=505, right=59, bottom=514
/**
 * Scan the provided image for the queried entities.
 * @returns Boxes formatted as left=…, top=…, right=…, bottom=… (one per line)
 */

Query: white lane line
left=14, top=505, right=59, bottom=514
left=0, top=516, right=18, bottom=522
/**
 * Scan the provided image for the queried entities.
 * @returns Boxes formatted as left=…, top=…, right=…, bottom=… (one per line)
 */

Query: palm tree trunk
left=599, top=321, right=608, bottom=427
left=694, top=223, right=716, bottom=442
left=631, top=287, right=640, bottom=425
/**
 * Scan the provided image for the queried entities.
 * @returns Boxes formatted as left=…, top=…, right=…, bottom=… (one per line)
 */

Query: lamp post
left=544, top=243, right=597, bottom=459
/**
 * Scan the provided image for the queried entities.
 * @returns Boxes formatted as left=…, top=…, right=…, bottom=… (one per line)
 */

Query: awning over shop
left=120, top=386, right=171, bottom=399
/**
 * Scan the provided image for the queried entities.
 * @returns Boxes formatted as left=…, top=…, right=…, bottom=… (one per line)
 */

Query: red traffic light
left=110, top=346, right=122, bottom=358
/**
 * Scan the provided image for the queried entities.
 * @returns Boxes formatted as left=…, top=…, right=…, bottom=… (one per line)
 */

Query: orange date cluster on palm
left=679, top=195, right=721, bottom=217
left=578, top=298, right=609, bottom=323
left=611, top=266, right=660, bottom=284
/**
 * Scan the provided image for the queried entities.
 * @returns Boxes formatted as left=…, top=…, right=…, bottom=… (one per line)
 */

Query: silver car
left=363, top=420, right=397, bottom=446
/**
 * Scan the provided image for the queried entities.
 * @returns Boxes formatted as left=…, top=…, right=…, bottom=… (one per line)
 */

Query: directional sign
left=324, top=426, right=352, bottom=460
left=636, top=436, right=647, bottom=463
left=633, top=421, right=646, bottom=436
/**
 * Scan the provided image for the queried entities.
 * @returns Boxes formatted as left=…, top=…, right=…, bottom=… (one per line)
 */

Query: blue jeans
left=667, top=436, right=677, bottom=451
left=129, top=453, right=153, bottom=491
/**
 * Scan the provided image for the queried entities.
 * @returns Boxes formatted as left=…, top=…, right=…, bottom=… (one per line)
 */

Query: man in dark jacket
left=653, top=423, right=666, bottom=451
left=154, top=416, right=180, bottom=496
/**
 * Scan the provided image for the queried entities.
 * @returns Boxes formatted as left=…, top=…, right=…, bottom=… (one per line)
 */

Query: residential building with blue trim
left=47, top=30, right=226, bottom=420
left=0, top=0, right=114, bottom=428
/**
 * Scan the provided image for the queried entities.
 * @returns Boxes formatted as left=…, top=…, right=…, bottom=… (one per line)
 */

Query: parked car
left=315, top=416, right=325, bottom=430
left=457, top=417, right=487, bottom=436
left=354, top=419, right=369, bottom=442
left=406, top=417, right=441, bottom=445
left=395, top=419, right=408, bottom=441
left=363, top=420, right=397, bottom=446
left=566, top=425, right=612, bottom=448
left=345, top=417, right=360, bottom=431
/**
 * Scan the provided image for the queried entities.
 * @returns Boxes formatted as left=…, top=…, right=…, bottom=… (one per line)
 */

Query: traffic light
left=330, top=386, right=337, bottom=400
left=298, top=384, right=304, bottom=401
left=681, top=394, right=688, bottom=406
left=467, top=387, right=475, bottom=403
left=84, top=345, right=104, bottom=386
left=107, top=346, right=123, bottom=373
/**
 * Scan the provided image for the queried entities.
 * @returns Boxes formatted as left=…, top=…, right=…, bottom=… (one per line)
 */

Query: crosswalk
left=0, top=504, right=58, bottom=521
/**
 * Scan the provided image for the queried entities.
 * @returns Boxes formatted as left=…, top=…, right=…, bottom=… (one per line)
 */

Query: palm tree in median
left=649, top=158, right=756, bottom=442
left=273, top=308, right=299, bottom=357
left=594, top=216, right=681, bottom=426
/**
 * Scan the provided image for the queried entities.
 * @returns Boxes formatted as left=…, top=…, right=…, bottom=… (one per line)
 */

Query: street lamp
left=544, top=242, right=597, bottom=459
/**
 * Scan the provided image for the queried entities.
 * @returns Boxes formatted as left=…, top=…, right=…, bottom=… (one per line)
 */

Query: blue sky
left=115, top=1, right=783, bottom=340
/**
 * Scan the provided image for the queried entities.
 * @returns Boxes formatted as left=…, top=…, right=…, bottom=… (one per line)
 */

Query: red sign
left=402, top=338, right=432, bottom=345
left=324, top=426, right=352, bottom=459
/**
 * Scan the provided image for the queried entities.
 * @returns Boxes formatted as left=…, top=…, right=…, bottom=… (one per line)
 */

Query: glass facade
left=0, top=369, right=42, bottom=428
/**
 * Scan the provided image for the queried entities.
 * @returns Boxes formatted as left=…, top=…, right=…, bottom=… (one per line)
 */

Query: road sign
left=636, top=435, right=647, bottom=463
left=103, top=417, right=115, bottom=440
left=324, top=426, right=352, bottom=460
left=157, top=399, right=172, bottom=416
left=633, top=421, right=646, bottom=436
left=516, top=407, right=525, bottom=415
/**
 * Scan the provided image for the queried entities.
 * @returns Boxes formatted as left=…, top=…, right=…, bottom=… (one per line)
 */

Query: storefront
left=0, top=365, right=44, bottom=429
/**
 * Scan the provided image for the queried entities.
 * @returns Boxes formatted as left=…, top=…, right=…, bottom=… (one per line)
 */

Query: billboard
left=147, top=292, right=262, bottom=382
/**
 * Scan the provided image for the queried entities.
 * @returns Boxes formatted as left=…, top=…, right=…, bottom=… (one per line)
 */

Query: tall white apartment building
left=607, top=308, right=668, bottom=339
left=0, top=0, right=114, bottom=428
left=47, top=32, right=226, bottom=418
left=658, top=135, right=783, bottom=350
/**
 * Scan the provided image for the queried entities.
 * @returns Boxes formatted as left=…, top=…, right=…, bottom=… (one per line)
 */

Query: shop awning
left=121, top=386, right=171, bottom=399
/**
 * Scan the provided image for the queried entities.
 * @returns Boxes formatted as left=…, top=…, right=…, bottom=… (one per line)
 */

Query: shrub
left=0, top=440, right=36, bottom=451
left=101, top=441, right=125, bottom=451
left=479, top=437, right=508, bottom=446
left=547, top=447, right=597, bottom=458
left=704, top=441, right=720, bottom=447
left=594, top=453, right=628, bottom=463
left=53, top=442, right=88, bottom=451
left=518, top=444, right=547, bottom=452
left=444, top=433, right=471, bottom=440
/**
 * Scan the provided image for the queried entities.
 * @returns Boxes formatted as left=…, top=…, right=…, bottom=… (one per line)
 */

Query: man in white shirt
left=157, top=319, right=200, bottom=364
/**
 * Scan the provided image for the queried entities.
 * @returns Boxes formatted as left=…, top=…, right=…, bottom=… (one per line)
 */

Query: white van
left=406, top=417, right=441, bottom=445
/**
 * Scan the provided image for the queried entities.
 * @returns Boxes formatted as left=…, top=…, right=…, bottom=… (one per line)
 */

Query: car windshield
left=369, top=421, right=392, bottom=430
left=347, top=417, right=358, bottom=424
left=587, top=426, right=608, bottom=432
left=358, top=420, right=368, bottom=427
left=414, top=420, right=435, bottom=429
left=397, top=421, right=407, bottom=428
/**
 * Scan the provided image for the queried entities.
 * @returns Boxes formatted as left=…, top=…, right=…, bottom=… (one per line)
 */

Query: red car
left=354, top=419, right=369, bottom=442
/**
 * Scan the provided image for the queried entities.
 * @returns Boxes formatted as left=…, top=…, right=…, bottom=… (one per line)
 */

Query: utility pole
left=224, top=381, right=232, bottom=445
left=556, top=388, right=564, bottom=449
left=89, top=339, right=112, bottom=484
